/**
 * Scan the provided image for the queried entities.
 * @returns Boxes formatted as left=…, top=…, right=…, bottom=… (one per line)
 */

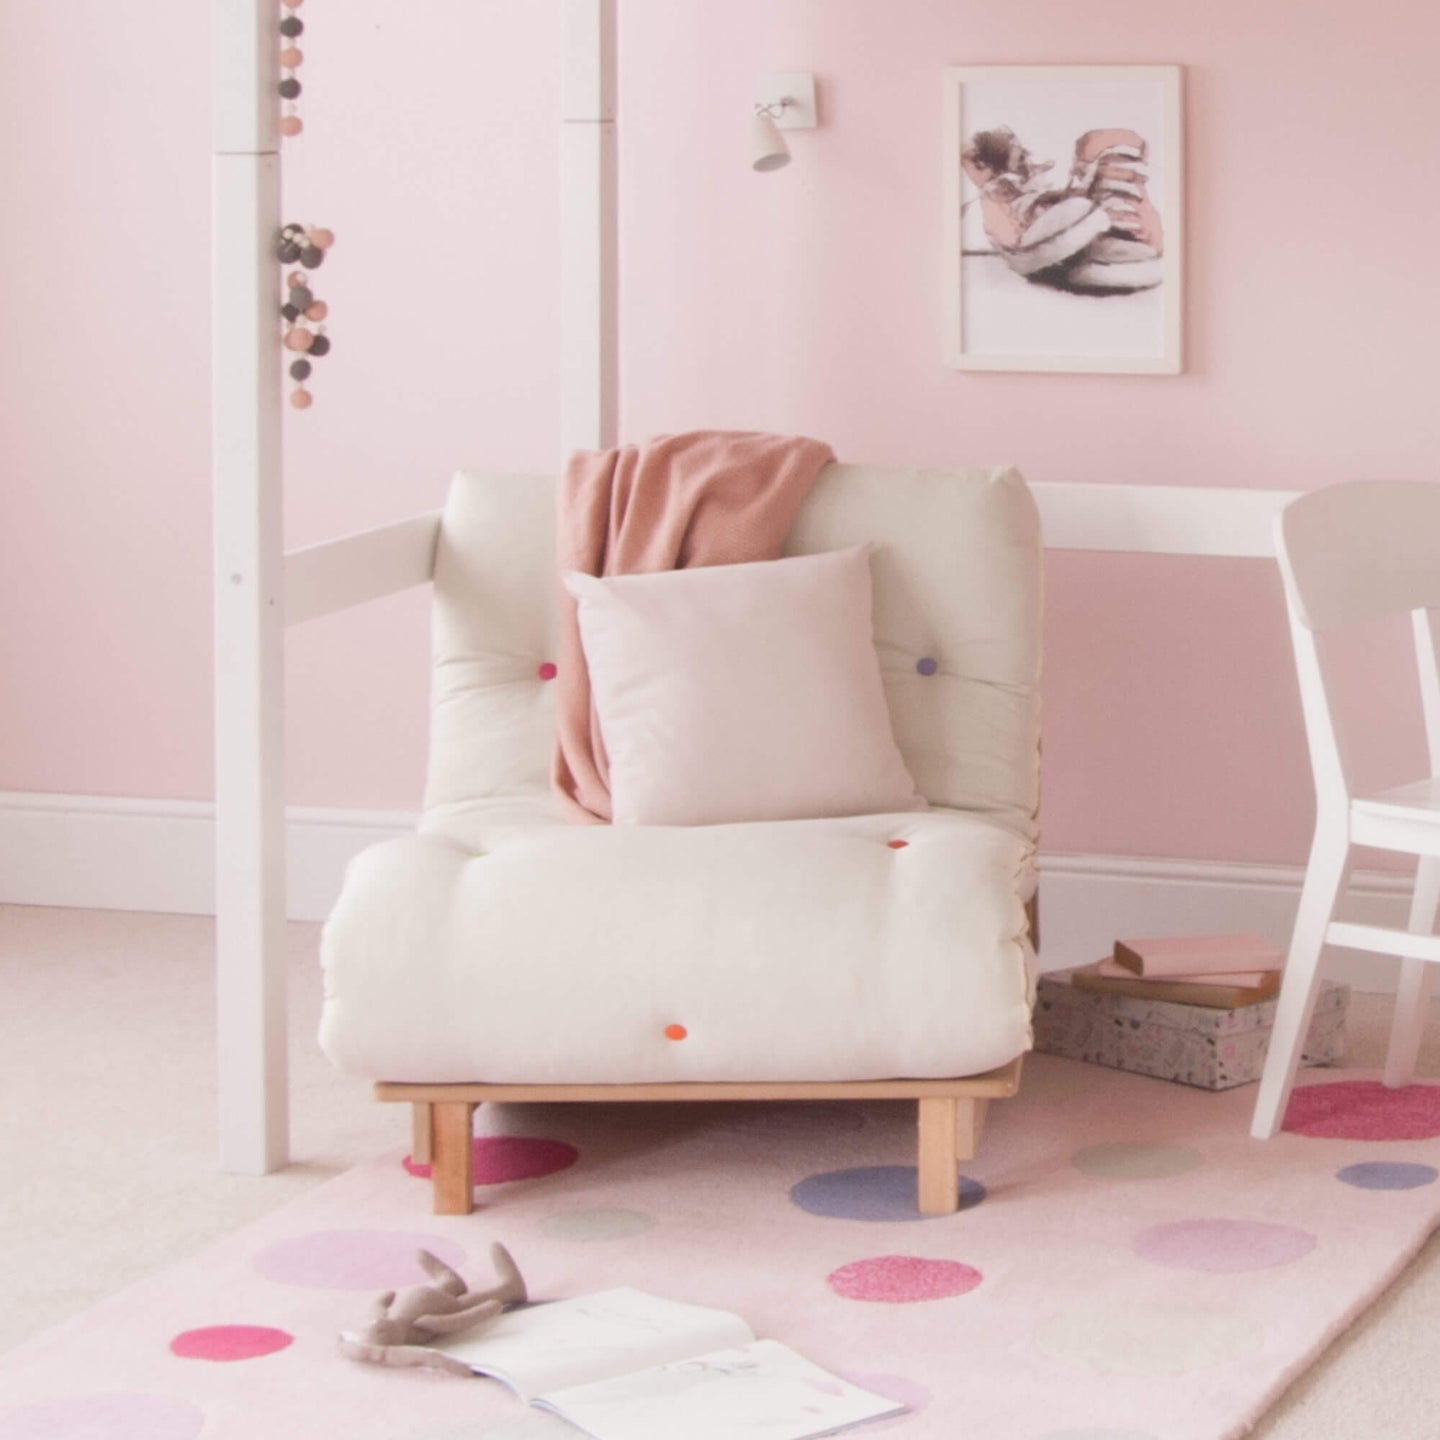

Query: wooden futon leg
left=916, top=1096, right=989, bottom=1214
left=411, top=1102, right=434, bottom=1165
left=376, top=1062, right=1021, bottom=1219
left=431, top=1101, right=476, bottom=1215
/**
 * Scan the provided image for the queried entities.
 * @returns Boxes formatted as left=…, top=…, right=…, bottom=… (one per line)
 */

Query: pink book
left=1112, top=933, right=1285, bottom=979
left=1094, top=960, right=1276, bottom=988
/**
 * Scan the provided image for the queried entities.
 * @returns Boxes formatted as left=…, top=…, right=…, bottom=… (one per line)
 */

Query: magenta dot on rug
left=1134, top=1218, right=1316, bottom=1273
left=0, top=1394, right=205, bottom=1440
left=252, top=1230, right=466, bottom=1289
left=403, top=1136, right=578, bottom=1183
left=827, top=1255, right=982, bottom=1303
left=1283, top=1080, right=1440, bottom=1140
left=169, top=1325, right=293, bottom=1361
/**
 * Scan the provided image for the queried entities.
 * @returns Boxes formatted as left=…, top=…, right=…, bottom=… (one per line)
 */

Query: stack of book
left=1070, top=933, right=1286, bottom=1009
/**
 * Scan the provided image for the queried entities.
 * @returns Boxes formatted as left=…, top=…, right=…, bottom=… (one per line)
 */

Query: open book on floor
left=426, top=1286, right=906, bottom=1440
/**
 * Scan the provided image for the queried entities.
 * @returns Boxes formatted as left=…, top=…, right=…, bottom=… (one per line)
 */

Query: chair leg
left=431, top=1102, right=476, bottom=1215
left=1252, top=833, right=1351, bottom=1139
left=1383, top=855, right=1440, bottom=1088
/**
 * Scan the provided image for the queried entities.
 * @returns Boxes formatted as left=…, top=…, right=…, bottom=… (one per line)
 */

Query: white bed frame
left=212, top=0, right=1297, bottom=1174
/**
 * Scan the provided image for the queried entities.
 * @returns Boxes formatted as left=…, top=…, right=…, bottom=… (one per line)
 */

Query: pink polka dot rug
left=4, top=1060, right=1440, bottom=1440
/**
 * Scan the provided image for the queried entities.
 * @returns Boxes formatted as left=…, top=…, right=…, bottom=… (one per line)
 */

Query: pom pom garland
left=274, top=8, right=329, bottom=405
left=277, top=223, right=335, bottom=409
left=278, top=3, right=306, bottom=138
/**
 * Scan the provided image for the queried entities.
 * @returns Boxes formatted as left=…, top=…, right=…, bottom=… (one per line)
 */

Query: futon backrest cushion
left=423, top=464, right=1042, bottom=838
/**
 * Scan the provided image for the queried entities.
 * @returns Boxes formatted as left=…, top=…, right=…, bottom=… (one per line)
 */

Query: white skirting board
left=0, top=791, right=1419, bottom=995
left=0, top=793, right=408, bottom=930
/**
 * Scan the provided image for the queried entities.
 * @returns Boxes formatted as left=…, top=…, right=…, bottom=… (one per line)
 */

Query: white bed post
left=560, top=0, right=618, bottom=453
left=212, top=0, right=289, bottom=1174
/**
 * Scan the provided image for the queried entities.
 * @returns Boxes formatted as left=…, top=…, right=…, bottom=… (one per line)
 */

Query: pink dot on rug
left=169, top=1324, right=293, bottom=1361
left=403, top=1136, right=578, bottom=1184
left=252, top=1230, right=465, bottom=1289
left=0, top=1394, right=205, bottom=1440
left=1283, top=1080, right=1440, bottom=1140
left=1134, top=1218, right=1316, bottom=1273
left=827, top=1255, right=982, bottom=1303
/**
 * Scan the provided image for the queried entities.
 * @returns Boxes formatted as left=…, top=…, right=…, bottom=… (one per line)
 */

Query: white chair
left=1251, top=480, right=1440, bottom=1139
left=319, top=463, right=1043, bottom=1214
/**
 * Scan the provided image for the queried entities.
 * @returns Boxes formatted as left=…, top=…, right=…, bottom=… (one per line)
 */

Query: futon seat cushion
left=320, top=803, right=1035, bottom=1085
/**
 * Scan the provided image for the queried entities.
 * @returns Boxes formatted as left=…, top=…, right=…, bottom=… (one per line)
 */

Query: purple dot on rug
left=403, top=1136, right=578, bottom=1184
left=1337, top=1161, right=1440, bottom=1190
left=1283, top=1080, right=1440, bottom=1140
left=169, top=1324, right=293, bottom=1362
left=789, top=1165, right=985, bottom=1220
left=828, top=1254, right=982, bottom=1303
left=0, top=1394, right=205, bottom=1440
left=252, top=1230, right=466, bottom=1289
left=1134, top=1218, right=1316, bottom=1273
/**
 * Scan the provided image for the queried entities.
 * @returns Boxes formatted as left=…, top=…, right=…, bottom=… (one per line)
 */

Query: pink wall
left=3, top=0, right=1438, bottom=866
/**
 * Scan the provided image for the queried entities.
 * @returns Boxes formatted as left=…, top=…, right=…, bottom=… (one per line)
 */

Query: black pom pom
left=281, top=222, right=304, bottom=240
left=278, top=78, right=301, bottom=100
left=290, top=286, right=313, bottom=309
left=308, top=333, right=331, bottom=357
left=279, top=15, right=303, bottom=37
left=299, top=246, right=324, bottom=268
left=278, top=241, right=302, bottom=263
left=281, top=303, right=299, bottom=322
left=289, top=359, right=312, bottom=381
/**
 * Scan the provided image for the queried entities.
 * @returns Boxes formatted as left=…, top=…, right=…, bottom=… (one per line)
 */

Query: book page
left=536, top=1338, right=906, bottom=1440
left=429, top=1288, right=754, bottom=1400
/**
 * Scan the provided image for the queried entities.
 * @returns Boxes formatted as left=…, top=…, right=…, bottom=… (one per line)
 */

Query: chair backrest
left=1276, top=480, right=1440, bottom=801
left=1277, top=480, right=1440, bottom=631
left=423, top=464, right=1043, bottom=837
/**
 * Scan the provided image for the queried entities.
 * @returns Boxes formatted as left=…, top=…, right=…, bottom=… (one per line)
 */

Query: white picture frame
left=943, top=65, right=1183, bottom=374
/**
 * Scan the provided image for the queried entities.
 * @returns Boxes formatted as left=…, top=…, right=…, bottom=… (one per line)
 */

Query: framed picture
left=943, top=65, right=1182, bottom=374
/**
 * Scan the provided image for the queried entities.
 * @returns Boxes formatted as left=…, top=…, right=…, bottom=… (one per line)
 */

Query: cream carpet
left=2, top=904, right=1438, bottom=1436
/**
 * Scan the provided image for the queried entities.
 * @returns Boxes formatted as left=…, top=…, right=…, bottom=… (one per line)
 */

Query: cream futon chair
left=320, top=463, right=1042, bottom=1214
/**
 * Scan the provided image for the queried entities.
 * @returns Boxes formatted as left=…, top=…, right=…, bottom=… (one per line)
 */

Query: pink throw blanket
left=552, top=430, right=835, bottom=823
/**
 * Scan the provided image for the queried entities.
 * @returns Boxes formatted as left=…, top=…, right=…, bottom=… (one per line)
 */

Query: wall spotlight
left=750, top=72, right=817, bottom=174
left=751, top=104, right=792, bottom=172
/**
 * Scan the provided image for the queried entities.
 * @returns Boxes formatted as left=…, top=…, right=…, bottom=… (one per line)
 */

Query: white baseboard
left=0, top=792, right=1419, bottom=993
left=0, top=792, right=413, bottom=925
left=1037, top=852, right=1413, bottom=993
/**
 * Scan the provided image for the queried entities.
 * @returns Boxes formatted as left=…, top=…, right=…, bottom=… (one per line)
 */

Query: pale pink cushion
left=564, top=545, right=926, bottom=826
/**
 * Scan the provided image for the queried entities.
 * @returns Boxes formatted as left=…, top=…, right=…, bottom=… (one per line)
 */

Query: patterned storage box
left=1033, top=970, right=1349, bottom=1090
